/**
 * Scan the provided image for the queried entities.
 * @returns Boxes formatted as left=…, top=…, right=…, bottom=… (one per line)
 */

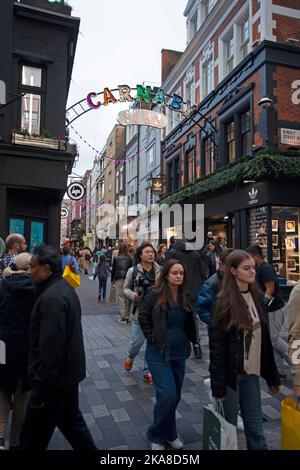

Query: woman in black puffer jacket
left=209, top=250, right=280, bottom=450
left=0, top=253, right=35, bottom=450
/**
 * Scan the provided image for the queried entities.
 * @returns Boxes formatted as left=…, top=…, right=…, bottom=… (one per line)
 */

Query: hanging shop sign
left=117, top=109, right=167, bottom=129
left=281, top=128, right=300, bottom=146
left=67, top=182, right=85, bottom=201
left=248, top=187, right=259, bottom=206
left=61, top=207, right=69, bottom=219
left=151, top=177, right=165, bottom=195
left=86, top=84, right=186, bottom=113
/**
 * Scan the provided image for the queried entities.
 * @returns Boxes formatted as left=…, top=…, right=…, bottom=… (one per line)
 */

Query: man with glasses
left=0, top=234, right=28, bottom=278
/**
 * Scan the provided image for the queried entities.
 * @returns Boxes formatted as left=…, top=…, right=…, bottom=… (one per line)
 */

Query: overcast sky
left=67, top=0, right=188, bottom=177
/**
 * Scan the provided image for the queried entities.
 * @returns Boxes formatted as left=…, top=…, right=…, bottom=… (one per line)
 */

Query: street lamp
left=257, top=97, right=273, bottom=109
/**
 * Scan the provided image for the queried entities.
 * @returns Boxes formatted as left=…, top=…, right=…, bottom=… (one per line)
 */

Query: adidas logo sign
left=248, top=187, right=258, bottom=205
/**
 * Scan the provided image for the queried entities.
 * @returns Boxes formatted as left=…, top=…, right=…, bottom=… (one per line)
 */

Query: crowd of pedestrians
left=0, top=230, right=299, bottom=450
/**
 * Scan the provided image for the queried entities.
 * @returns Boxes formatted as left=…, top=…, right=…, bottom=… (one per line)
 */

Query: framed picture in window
left=258, top=236, right=267, bottom=248
left=285, top=237, right=296, bottom=250
left=272, top=220, right=278, bottom=232
left=272, top=234, right=278, bottom=246
left=273, top=263, right=279, bottom=274
left=287, top=258, right=296, bottom=271
left=285, top=221, right=296, bottom=233
left=272, top=248, right=281, bottom=261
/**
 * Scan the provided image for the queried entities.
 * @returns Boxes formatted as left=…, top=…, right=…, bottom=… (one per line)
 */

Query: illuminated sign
left=86, top=84, right=189, bottom=114
left=117, top=109, right=167, bottom=129
left=151, top=177, right=165, bottom=195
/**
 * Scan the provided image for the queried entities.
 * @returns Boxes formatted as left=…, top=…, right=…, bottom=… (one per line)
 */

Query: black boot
left=193, top=343, right=202, bottom=359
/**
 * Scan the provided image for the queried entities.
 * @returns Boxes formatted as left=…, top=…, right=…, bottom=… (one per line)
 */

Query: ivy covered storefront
left=161, top=151, right=300, bottom=295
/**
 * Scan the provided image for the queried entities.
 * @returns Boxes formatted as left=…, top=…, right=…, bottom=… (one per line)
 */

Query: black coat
left=209, top=300, right=280, bottom=398
left=0, top=273, right=35, bottom=392
left=166, top=240, right=203, bottom=301
left=28, top=274, right=86, bottom=401
left=111, top=255, right=132, bottom=282
left=138, top=288, right=197, bottom=354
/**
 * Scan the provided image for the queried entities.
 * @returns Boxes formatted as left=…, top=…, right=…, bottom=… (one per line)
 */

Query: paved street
left=48, top=274, right=291, bottom=450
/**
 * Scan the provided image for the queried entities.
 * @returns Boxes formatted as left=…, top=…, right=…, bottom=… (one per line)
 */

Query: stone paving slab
left=45, top=274, right=288, bottom=450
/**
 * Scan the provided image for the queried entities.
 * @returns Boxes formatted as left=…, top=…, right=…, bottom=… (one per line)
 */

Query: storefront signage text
left=248, top=187, right=258, bottom=206
left=281, top=128, right=300, bottom=146
left=86, top=84, right=186, bottom=112
left=291, top=80, right=300, bottom=105
left=117, top=109, right=167, bottom=129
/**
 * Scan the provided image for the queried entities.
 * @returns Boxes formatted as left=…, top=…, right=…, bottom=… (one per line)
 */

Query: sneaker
left=124, top=357, right=133, bottom=371
left=143, top=373, right=153, bottom=384
left=0, top=438, right=5, bottom=450
left=119, top=318, right=127, bottom=324
left=204, top=378, right=213, bottom=402
left=167, top=437, right=184, bottom=449
left=237, top=414, right=244, bottom=431
left=98, top=294, right=102, bottom=302
left=193, top=343, right=203, bottom=359
left=151, top=442, right=165, bottom=450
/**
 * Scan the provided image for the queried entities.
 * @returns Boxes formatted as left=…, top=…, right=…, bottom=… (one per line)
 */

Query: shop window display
left=271, top=207, right=299, bottom=285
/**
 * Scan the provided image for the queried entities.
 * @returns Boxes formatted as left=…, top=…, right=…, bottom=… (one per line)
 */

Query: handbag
left=63, top=264, right=80, bottom=289
left=203, top=401, right=238, bottom=450
left=109, top=284, right=116, bottom=303
left=281, top=396, right=300, bottom=450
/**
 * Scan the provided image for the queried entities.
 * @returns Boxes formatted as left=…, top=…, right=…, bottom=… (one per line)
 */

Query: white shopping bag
left=203, top=402, right=238, bottom=450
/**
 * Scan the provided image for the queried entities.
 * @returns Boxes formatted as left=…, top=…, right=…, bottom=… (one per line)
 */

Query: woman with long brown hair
left=209, top=250, right=280, bottom=450
left=139, top=259, right=196, bottom=450
left=111, top=242, right=132, bottom=323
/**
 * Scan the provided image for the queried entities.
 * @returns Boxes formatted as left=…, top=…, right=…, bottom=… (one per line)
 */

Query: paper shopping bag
left=203, top=404, right=238, bottom=450
left=281, top=397, right=300, bottom=450
left=63, top=264, right=80, bottom=289
left=109, top=285, right=116, bottom=303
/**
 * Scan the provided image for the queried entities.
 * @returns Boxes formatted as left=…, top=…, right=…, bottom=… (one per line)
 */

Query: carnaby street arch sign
left=65, top=84, right=193, bottom=127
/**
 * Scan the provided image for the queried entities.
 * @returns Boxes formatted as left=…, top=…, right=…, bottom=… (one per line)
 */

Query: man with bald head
left=0, top=234, right=27, bottom=277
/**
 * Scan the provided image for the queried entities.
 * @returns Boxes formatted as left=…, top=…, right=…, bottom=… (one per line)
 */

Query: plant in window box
left=12, top=129, right=66, bottom=150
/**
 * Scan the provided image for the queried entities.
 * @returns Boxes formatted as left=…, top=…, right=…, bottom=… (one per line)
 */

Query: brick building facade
left=161, top=0, right=300, bottom=291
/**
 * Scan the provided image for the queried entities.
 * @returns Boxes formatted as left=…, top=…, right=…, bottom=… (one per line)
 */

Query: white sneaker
left=204, top=378, right=213, bottom=402
left=167, top=437, right=184, bottom=449
left=151, top=442, right=165, bottom=450
left=237, top=414, right=244, bottom=431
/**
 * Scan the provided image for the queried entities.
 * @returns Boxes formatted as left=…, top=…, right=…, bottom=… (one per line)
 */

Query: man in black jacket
left=166, top=239, right=204, bottom=359
left=19, top=244, right=96, bottom=450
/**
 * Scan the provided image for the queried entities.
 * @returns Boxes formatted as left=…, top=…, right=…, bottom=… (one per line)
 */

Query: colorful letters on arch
left=86, top=85, right=184, bottom=112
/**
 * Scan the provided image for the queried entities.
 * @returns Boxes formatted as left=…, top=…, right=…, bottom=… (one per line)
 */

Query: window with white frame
left=126, top=125, right=138, bottom=145
left=201, top=0, right=214, bottom=24
left=201, top=49, right=214, bottom=98
left=116, top=170, right=119, bottom=194
left=190, top=10, right=198, bottom=40
left=21, top=65, right=43, bottom=135
left=240, top=18, right=249, bottom=59
left=225, top=35, right=234, bottom=74
left=146, top=145, right=155, bottom=172
left=185, top=67, right=195, bottom=106
left=100, top=179, right=104, bottom=200
left=119, top=166, right=124, bottom=191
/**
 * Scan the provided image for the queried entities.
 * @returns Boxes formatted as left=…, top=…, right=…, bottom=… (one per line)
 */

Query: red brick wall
left=273, top=14, right=300, bottom=43
left=273, top=66, right=300, bottom=149
left=162, top=49, right=183, bottom=83
left=273, top=0, right=300, bottom=9
left=253, top=0, right=260, bottom=15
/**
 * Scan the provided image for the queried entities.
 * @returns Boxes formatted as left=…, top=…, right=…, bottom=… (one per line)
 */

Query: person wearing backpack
left=123, top=243, right=161, bottom=384
left=93, top=255, right=111, bottom=302
left=111, top=243, right=132, bottom=323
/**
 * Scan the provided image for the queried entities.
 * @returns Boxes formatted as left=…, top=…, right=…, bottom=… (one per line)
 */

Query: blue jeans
left=145, top=343, right=185, bottom=445
left=98, top=277, right=107, bottom=299
left=223, top=374, right=268, bottom=450
left=127, top=322, right=149, bottom=374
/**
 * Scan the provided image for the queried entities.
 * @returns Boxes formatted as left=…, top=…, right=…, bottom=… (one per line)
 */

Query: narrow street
left=47, top=274, right=289, bottom=450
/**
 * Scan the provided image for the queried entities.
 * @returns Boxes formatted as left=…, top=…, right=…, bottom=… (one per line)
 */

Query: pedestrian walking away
left=19, top=244, right=97, bottom=450
left=209, top=250, right=280, bottom=450
left=111, top=242, right=132, bottom=322
left=93, top=255, right=111, bottom=302
left=139, top=259, right=197, bottom=450
left=0, top=253, right=34, bottom=450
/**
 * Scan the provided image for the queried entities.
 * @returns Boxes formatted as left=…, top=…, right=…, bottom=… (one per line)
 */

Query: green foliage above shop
left=161, top=150, right=300, bottom=206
